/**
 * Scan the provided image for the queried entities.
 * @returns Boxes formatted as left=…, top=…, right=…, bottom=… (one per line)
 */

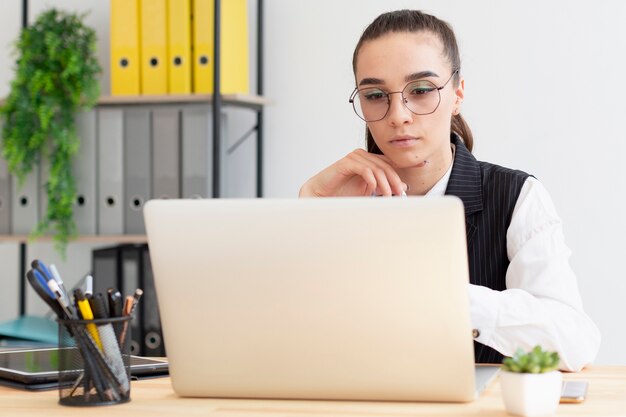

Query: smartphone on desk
left=560, top=380, right=588, bottom=403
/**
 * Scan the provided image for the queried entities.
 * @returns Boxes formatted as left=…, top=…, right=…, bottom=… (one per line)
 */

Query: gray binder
left=152, top=108, right=180, bottom=200
left=97, top=108, right=124, bottom=235
left=123, top=108, right=151, bottom=234
left=38, top=150, right=49, bottom=231
left=0, top=139, right=11, bottom=234
left=181, top=106, right=227, bottom=198
left=11, top=166, right=39, bottom=235
left=73, top=110, right=97, bottom=235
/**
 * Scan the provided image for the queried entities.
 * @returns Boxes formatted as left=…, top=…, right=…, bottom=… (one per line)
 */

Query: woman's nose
left=386, top=92, right=413, bottom=125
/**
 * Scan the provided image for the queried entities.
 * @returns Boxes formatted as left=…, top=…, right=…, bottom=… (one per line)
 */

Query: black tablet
left=0, top=347, right=168, bottom=390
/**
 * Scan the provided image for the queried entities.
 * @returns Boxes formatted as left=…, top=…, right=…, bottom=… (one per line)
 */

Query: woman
left=299, top=9, right=600, bottom=371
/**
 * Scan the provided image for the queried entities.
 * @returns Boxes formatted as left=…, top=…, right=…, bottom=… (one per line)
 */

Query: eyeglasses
left=349, top=69, right=459, bottom=122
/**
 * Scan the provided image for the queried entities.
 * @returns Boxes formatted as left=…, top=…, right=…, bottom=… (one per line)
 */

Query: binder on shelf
left=37, top=147, right=50, bottom=232
left=120, top=244, right=143, bottom=356
left=110, top=0, right=141, bottom=95
left=181, top=106, right=227, bottom=198
left=140, top=0, right=168, bottom=95
left=152, top=108, right=180, bottom=199
left=141, top=245, right=165, bottom=357
left=92, top=245, right=122, bottom=298
left=97, top=108, right=124, bottom=235
left=167, top=0, right=192, bottom=94
left=123, top=108, right=151, bottom=234
left=0, top=142, right=10, bottom=234
left=73, top=110, right=97, bottom=235
left=192, top=0, right=250, bottom=94
left=11, top=167, right=39, bottom=235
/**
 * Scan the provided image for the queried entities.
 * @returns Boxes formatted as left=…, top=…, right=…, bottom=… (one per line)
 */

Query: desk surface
left=1, top=366, right=625, bottom=416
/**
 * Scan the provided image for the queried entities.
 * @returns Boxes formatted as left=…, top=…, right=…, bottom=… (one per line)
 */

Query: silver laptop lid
left=144, top=197, right=476, bottom=402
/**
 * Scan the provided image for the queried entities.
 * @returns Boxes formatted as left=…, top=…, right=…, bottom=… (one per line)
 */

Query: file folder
left=92, top=245, right=122, bottom=298
left=181, top=106, right=227, bottom=198
left=140, top=0, right=168, bottom=95
left=120, top=244, right=144, bottom=356
left=110, top=0, right=141, bottom=95
left=37, top=148, right=50, bottom=231
left=11, top=167, right=39, bottom=235
left=0, top=141, right=10, bottom=234
left=167, top=0, right=192, bottom=94
left=97, top=108, right=124, bottom=235
left=152, top=108, right=180, bottom=199
left=141, top=246, right=165, bottom=357
left=123, top=108, right=151, bottom=234
left=193, top=0, right=250, bottom=94
left=73, top=110, right=97, bottom=235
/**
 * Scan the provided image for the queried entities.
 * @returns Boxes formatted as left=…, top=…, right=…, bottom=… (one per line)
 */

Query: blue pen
left=32, top=269, right=56, bottom=299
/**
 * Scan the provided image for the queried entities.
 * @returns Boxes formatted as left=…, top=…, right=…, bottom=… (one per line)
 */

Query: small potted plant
left=500, top=345, right=562, bottom=417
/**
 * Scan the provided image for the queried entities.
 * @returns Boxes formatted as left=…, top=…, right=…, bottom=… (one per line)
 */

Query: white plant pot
left=500, top=370, right=562, bottom=417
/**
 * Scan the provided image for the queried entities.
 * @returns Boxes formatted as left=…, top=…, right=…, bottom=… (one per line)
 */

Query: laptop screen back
left=144, top=197, right=476, bottom=401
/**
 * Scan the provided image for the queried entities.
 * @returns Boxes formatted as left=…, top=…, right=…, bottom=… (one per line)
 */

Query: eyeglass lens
left=352, top=80, right=441, bottom=122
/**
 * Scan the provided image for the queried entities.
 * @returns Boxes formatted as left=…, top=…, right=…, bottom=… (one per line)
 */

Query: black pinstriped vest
left=445, top=134, right=530, bottom=364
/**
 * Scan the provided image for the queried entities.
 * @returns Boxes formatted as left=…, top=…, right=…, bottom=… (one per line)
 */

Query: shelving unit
left=13, top=0, right=266, bottom=317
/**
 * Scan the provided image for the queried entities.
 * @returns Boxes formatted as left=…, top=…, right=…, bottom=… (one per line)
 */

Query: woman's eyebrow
left=358, top=71, right=440, bottom=87
left=358, top=77, right=384, bottom=86
left=405, top=70, right=439, bottom=82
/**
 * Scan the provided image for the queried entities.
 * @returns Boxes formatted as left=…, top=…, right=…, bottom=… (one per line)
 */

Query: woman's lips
left=389, top=137, right=418, bottom=148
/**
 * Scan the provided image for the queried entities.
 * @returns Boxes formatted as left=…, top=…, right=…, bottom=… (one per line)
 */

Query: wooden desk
left=2, top=366, right=625, bottom=416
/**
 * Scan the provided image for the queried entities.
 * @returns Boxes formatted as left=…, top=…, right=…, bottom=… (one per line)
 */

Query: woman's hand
left=299, top=149, right=407, bottom=197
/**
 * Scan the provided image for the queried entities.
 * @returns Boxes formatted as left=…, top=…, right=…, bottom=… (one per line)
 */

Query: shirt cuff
left=468, top=283, right=501, bottom=347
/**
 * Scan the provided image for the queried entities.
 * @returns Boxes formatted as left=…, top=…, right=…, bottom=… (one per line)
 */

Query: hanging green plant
left=1, top=8, right=101, bottom=256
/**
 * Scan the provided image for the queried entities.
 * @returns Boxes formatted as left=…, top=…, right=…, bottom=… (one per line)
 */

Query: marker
left=84, top=275, right=94, bottom=299
left=47, top=280, right=75, bottom=320
left=74, top=288, right=103, bottom=351
left=49, top=264, right=70, bottom=305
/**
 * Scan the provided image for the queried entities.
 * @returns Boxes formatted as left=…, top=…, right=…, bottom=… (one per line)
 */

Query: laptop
left=144, top=197, right=499, bottom=402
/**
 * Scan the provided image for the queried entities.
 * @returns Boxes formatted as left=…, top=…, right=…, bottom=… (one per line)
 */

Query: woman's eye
left=408, top=82, right=436, bottom=95
left=362, top=90, right=386, bottom=101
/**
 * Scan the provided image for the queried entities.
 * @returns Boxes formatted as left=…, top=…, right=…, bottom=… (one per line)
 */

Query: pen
left=47, top=280, right=75, bottom=320
left=74, top=288, right=103, bottom=351
left=84, top=275, right=94, bottom=299
left=49, top=264, right=70, bottom=305
left=90, top=293, right=130, bottom=394
left=107, top=288, right=123, bottom=318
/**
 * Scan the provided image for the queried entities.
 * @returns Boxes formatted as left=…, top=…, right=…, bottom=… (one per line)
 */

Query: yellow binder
left=193, top=0, right=249, bottom=94
left=110, top=0, right=141, bottom=95
left=167, top=0, right=192, bottom=94
left=140, top=0, right=168, bottom=95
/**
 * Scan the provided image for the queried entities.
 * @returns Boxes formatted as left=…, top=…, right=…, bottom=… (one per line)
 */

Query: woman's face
left=355, top=31, right=464, bottom=169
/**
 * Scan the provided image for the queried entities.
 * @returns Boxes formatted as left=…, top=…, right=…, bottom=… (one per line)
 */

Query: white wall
left=0, top=0, right=624, bottom=365
left=262, top=0, right=626, bottom=365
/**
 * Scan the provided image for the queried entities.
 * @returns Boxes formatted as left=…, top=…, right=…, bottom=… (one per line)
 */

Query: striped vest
left=445, top=134, right=530, bottom=364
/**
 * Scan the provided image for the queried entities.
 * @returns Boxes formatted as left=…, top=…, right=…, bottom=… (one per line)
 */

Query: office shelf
left=0, top=235, right=148, bottom=244
left=98, top=94, right=271, bottom=111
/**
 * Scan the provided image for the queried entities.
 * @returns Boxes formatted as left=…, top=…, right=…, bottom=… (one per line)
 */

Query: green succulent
left=1, top=8, right=101, bottom=257
left=502, top=345, right=560, bottom=374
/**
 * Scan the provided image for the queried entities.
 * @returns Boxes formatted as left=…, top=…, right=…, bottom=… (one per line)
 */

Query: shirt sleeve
left=468, top=177, right=601, bottom=371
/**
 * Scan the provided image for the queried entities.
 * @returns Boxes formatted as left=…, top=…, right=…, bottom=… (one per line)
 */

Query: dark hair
left=352, top=9, right=474, bottom=152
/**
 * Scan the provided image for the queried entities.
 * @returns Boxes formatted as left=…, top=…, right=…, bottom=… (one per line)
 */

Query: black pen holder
left=57, top=316, right=132, bottom=406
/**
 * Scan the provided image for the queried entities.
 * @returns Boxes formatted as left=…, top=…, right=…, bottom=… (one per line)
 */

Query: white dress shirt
left=425, top=162, right=601, bottom=372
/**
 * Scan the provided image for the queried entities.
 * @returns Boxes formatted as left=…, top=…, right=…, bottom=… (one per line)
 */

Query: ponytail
left=451, top=113, right=473, bottom=152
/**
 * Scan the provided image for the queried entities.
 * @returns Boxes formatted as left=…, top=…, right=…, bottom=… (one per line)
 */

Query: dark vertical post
left=256, top=0, right=264, bottom=197
left=212, top=0, right=222, bottom=198
left=19, top=0, right=28, bottom=317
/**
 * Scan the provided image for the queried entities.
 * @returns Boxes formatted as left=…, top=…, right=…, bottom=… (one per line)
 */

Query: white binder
left=97, top=108, right=125, bottom=235
left=123, top=108, right=152, bottom=234
left=73, top=110, right=97, bottom=235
